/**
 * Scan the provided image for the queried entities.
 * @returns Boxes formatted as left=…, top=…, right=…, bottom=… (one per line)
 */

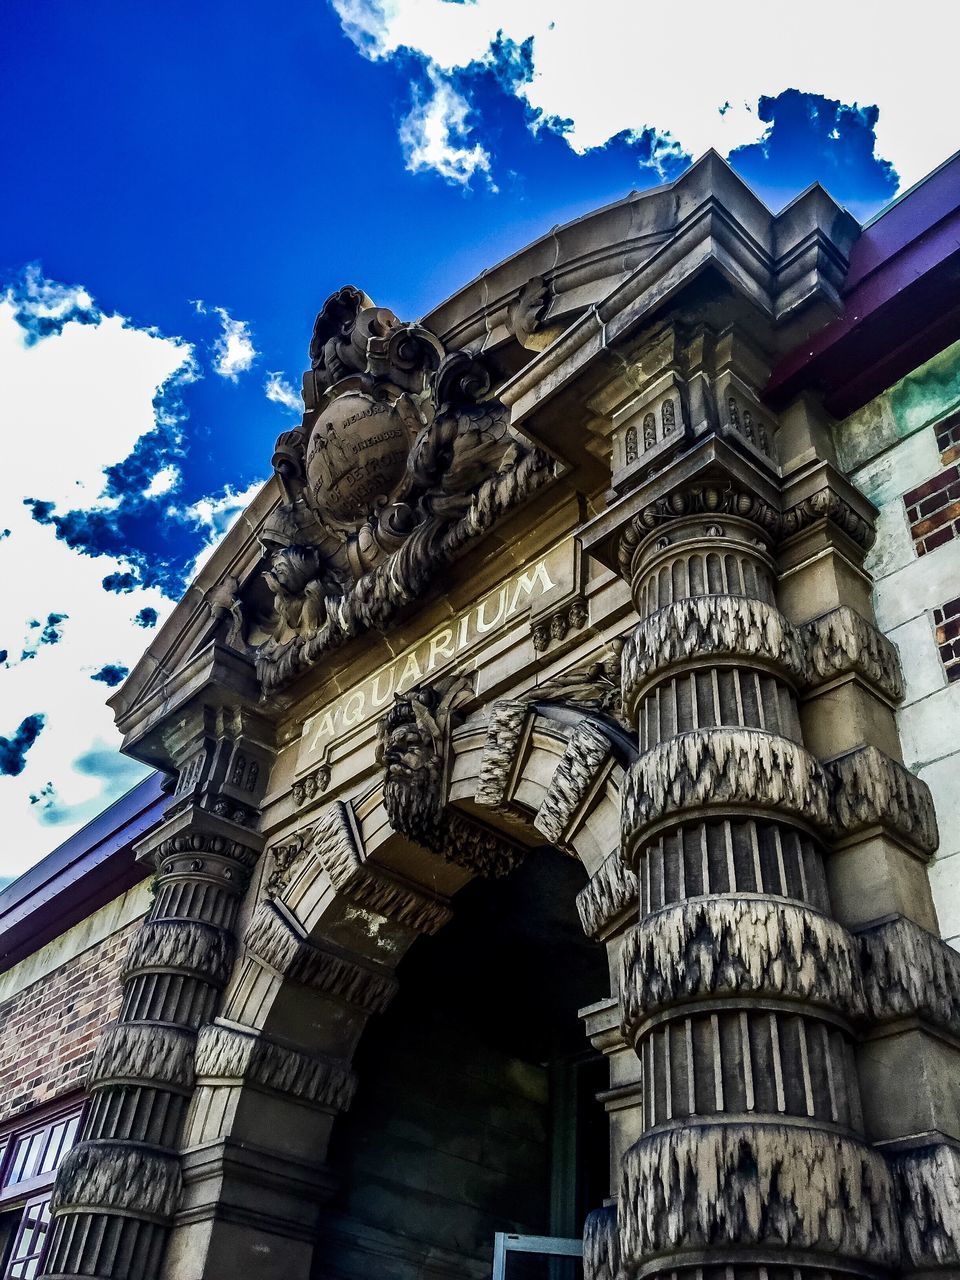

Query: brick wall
left=0, top=918, right=138, bottom=1121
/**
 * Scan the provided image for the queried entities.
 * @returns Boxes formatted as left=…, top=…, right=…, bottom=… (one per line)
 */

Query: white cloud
left=265, top=370, right=302, bottom=413
left=398, top=63, right=493, bottom=186
left=0, top=276, right=193, bottom=877
left=331, top=0, right=958, bottom=194
left=181, top=478, right=266, bottom=581
left=143, top=464, right=180, bottom=498
left=194, top=300, right=257, bottom=380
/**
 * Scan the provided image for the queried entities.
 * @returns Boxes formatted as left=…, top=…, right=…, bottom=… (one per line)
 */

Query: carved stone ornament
left=247, top=286, right=555, bottom=693
left=376, top=673, right=523, bottom=879
left=532, top=638, right=627, bottom=726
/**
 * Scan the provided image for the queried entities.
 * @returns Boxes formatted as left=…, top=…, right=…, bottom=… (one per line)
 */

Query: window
left=0, top=1101, right=83, bottom=1280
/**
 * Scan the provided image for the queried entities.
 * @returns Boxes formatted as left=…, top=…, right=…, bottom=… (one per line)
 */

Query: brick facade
left=0, top=919, right=138, bottom=1122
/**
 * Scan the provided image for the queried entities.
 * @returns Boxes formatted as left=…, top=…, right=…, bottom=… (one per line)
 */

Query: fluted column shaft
left=614, top=503, right=898, bottom=1279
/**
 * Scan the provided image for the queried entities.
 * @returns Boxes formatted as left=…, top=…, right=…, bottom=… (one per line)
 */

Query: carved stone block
left=619, top=1123, right=899, bottom=1267
left=534, top=721, right=612, bottom=845
left=194, top=1023, right=356, bottom=1112
left=826, top=744, right=939, bottom=857
left=892, top=1143, right=960, bottom=1271
left=475, top=701, right=530, bottom=809
left=583, top=1202, right=620, bottom=1280
left=53, top=1142, right=183, bottom=1219
left=244, top=901, right=398, bottom=1015
left=619, top=897, right=866, bottom=1041
left=621, top=595, right=806, bottom=715
left=121, top=919, right=235, bottom=987
left=89, top=1023, right=196, bottom=1093
left=623, top=728, right=831, bottom=856
left=859, top=916, right=960, bottom=1036
left=577, top=852, right=639, bottom=941
left=802, top=605, right=904, bottom=702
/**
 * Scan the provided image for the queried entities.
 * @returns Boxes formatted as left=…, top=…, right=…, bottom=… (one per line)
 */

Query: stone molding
left=52, top=1142, right=183, bottom=1221
left=268, top=801, right=452, bottom=935
left=891, top=1143, right=960, bottom=1271
left=576, top=852, right=638, bottom=941
left=623, top=728, right=831, bottom=855
left=621, top=595, right=807, bottom=714
left=89, top=1023, right=196, bottom=1093
left=826, top=745, right=939, bottom=857
left=244, top=900, right=398, bottom=1015
left=619, top=1123, right=899, bottom=1267
left=619, top=897, right=866, bottom=1040
left=802, top=605, right=904, bottom=703
left=533, top=721, right=612, bottom=845
left=121, top=919, right=235, bottom=987
left=194, top=1023, right=356, bottom=1112
left=859, top=916, right=960, bottom=1036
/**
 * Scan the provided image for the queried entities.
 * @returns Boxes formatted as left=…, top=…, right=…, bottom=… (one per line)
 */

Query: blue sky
left=0, top=0, right=954, bottom=877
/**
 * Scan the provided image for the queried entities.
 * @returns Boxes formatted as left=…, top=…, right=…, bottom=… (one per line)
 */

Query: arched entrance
left=159, top=702, right=637, bottom=1280
left=317, top=844, right=609, bottom=1277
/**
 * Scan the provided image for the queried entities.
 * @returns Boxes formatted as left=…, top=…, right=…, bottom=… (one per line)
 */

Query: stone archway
left=159, top=700, right=638, bottom=1280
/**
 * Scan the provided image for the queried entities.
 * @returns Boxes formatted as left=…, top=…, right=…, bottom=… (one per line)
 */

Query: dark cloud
left=19, top=612, right=68, bottom=661
left=5, top=267, right=100, bottom=344
left=728, top=89, right=898, bottom=218
left=29, top=781, right=55, bottom=808
left=0, top=714, right=45, bottom=777
left=134, top=607, right=159, bottom=628
left=0, top=651, right=7, bottom=665
left=102, top=570, right=140, bottom=594
left=90, top=663, right=129, bottom=687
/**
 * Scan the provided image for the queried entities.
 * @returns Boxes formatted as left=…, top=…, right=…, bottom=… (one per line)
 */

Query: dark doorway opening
left=316, top=845, right=609, bottom=1279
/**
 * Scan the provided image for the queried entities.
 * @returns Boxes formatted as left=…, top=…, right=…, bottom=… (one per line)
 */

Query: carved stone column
left=42, top=706, right=271, bottom=1280
left=586, top=442, right=899, bottom=1279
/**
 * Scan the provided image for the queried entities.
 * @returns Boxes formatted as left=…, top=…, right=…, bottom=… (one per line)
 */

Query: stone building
left=2, top=149, right=960, bottom=1279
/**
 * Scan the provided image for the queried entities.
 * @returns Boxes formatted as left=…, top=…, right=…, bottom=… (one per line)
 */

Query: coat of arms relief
left=243, top=287, right=555, bottom=693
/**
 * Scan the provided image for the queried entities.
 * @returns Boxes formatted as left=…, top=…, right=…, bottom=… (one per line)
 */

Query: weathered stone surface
left=89, top=1023, right=195, bottom=1092
left=195, top=1023, right=356, bottom=1111
left=623, top=728, right=831, bottom=852
left=52, top=1142, right=182, bottom=1219
left=377, top=672, right=522, bottom=878
left=534, top=721, right=612, bottom=845
left=270, top=801, right=452, bottom=935
left=577, top=852, right=638, bottom=940
left=121, top=919, right=234, bottom=986
left=475, top=701, right=529, bottom=809
left=825, top=744, right=939, bottom=856
left=892, top=1143, right=960, bottom=1270
left=620, top=1124, right=899, bottom=1267
left=533, top=640, right=625, bottom=724
left=802, top=604, right=904, bottom=701
left=583, top=1203, right=619, bottom=1280
left=860, top=915, right=960, bottom=1034
left=619, top=897, right=866, bottom=1039
left=782, top=484, right=876, bottom=549
left=622, top=596, right=806, bottom=713
left=244, top=900, right=397, bottom=1014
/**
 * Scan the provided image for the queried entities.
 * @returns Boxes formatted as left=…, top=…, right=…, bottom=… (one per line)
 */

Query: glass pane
left=504, top=1256, right=582, bottom=1280
left=5, top=1134, right=43, bottom=1188
left=6, top=1196, right=51, bottom=1279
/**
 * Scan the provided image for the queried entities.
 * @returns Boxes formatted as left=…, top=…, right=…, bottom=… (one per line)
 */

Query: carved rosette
left=609, top=494, right=896, bottom=1278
